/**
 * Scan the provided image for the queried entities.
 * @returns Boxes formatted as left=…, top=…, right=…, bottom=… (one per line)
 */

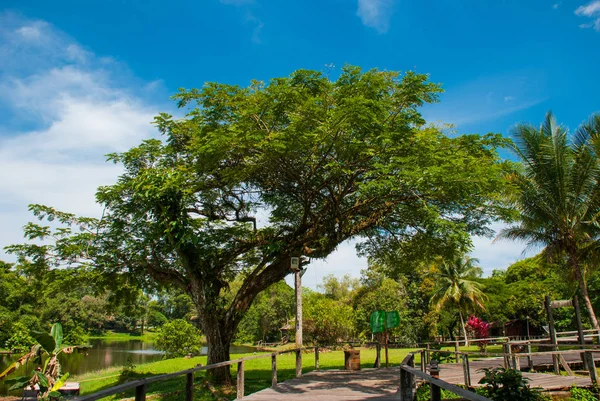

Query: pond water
left=0, top=339, right=256, bottom=396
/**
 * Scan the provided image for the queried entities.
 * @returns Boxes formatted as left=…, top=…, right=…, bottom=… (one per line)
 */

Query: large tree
left=429, top=255, right=486, bottom=346
left=498, top=112, right=600, bottom=331
left=16, top=66, right=507, bottom=383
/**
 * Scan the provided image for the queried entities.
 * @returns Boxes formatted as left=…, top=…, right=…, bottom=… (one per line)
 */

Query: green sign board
left=386, top=311, right=400, bottom=329
left=370, top=310, right=386, bottom=333
left=370, top=310, right=400, bottom=333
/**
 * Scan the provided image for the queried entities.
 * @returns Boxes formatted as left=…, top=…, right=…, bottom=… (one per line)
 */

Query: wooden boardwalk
left=242, top=368, right=401, bottom=400
left=438, top=357, right=592, bottom=391
left=242, top=356, right=595, bottom=400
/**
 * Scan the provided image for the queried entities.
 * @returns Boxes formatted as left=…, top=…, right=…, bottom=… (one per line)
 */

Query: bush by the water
left=64, top=325, right=90, bottom=345
left=155, top=319, right=202, bottom=357
left=4, top=322, right=35, bottom=352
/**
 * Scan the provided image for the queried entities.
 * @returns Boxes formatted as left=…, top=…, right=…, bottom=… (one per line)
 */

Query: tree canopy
left=8, top=66, right=509, bottom=383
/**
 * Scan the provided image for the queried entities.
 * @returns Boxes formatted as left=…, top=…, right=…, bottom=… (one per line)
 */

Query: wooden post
left=399, top=354, right=414, bottom=401
left=502, top=343, right=509, bottom=369
left=545, top=295, right=560, bottom=375
left=315, top=347, right=319, bottom=370
left=376, top=343, right=381, bottom=368
left=237, top=361, right=245, bottom=399
left=426, top=344, right=431, bottom=365
left=430, top=383, right=441, bottom=401
left=526, top=343, right=533, bottom=371
left=295, top=269, right=303, bottom=348
left=135, top=383, right=146, bottom=401
left=385, top=329, right=389, bottom=368
left=454, top=341, right=460, bottom=362
left=296, top=349, right=302, bottom=378
left=186, top=372, right=194, bottom=401
left=574, top=296, right=586, bottom=368
left=420, top=350, right=426, bottom=372
left=462, top=354, right=471, bottom=387
left=584, top=351, right=598, bottom=385
left=271, top=354, right=277, bottom=387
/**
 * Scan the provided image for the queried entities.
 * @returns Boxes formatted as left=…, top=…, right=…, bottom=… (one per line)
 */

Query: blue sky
left=1, top=0, right=599, bottom=288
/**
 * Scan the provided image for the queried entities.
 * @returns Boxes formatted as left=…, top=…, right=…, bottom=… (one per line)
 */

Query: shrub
left=4, top=322, right=35, bottom=352
left=569, top=386, right=597, bottom=401
left=155, top=319, right=202, bottom=357
left=466, top=316, right=490, bottom=351
left=478, top=368, right=550, bottom=401
left=64, top=326, right=90, bottom=345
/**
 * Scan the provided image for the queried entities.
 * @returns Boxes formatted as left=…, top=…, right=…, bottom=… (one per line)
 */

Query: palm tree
left=430, top=255, right=486, bottom=346
left=497, top=112, right=600, bottom=331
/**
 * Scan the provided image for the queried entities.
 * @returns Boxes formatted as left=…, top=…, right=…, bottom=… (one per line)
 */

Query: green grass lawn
left=74, top=347, right=420, bottom=401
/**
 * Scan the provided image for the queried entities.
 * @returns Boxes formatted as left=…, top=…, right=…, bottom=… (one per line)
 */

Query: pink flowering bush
left=467, top=316, right=491, bottom=351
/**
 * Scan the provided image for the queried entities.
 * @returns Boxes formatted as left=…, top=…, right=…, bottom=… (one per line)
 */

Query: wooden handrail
left=399, top=352, right=491, bottom=401
left=72, top=346, right=319, bottom=401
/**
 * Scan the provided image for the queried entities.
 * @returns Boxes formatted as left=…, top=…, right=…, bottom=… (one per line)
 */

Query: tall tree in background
left=429, top=255, right=485, bottom=346
left=17, top=66, right=508, bottom=384
left=497, top=112, right=600, bottom=331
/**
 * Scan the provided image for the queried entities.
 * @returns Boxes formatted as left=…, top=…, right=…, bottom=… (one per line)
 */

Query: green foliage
left=304, top=291, right=355, bottom=344
left=235, top=281, right=294, bottom=343
left=4, top=322, right=35, bottom=352
left=354, top=278, right=410, bottom=341
left=155, top=319, right=202, bottom=357
left=64, top=326, right=89, bottom=345
left=569, top=386, right=598, bottom=401
left=320, top=274, right=360, bottom=303
left=478, top=367, right=549, bottom=401
left=414, top=382, right=462, bottom=400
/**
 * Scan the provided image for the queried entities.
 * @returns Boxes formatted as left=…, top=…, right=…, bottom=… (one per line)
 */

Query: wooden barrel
left=344, top=349, right=361, bottom=370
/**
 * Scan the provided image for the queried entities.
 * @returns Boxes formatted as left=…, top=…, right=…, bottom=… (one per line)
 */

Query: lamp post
left=290, top=257, right=307, bottom=347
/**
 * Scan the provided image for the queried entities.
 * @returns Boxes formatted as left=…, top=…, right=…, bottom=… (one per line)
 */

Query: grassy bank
left=88, top=331, right=158, bottom=342
left=74, top=347, right=418, bottom=400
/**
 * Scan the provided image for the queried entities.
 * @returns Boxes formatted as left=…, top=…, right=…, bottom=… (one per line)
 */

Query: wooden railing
left=72, top=346, right=319, bottom=401
left=399, top=353, right=491, bottom=401
left=423, top=346, right=600, bottom=388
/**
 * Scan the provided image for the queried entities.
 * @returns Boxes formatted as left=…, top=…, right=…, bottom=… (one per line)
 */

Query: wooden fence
left=399, top=353, right=491, bottom=401
left=72, top=346, right=318, bottom=401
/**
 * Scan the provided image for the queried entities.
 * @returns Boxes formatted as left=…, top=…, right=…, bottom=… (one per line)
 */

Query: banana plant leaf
left=32, top=331, right=55, bottom=355
left=51, top=373, right=69, bottom=392
left=35, top=371, right=49, bottom=393
left=50, top=323, right=63, bottom=352
left=4, top=376, right=31, bottom=391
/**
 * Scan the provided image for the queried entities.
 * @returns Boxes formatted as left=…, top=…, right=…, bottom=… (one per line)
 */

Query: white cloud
left=15, top=24, right=43, bottom=40
left=471, top=223, right=528, bottom=276
left=357, top=0, right=395, bottom=33
left=575, top=0, right=600, bottom=31
left=553, top=3, right=560, bottom=9
left=424, top=71, right=547, bottom=128
left=0, top=13, right=163, bottom=258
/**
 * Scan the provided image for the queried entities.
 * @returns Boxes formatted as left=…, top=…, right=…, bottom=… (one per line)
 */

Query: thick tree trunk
left=203, top=318, right=234, bottom=385
left=459, top=311, right=469, bottom=347
left=571, top=256, right=600, bottom=331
